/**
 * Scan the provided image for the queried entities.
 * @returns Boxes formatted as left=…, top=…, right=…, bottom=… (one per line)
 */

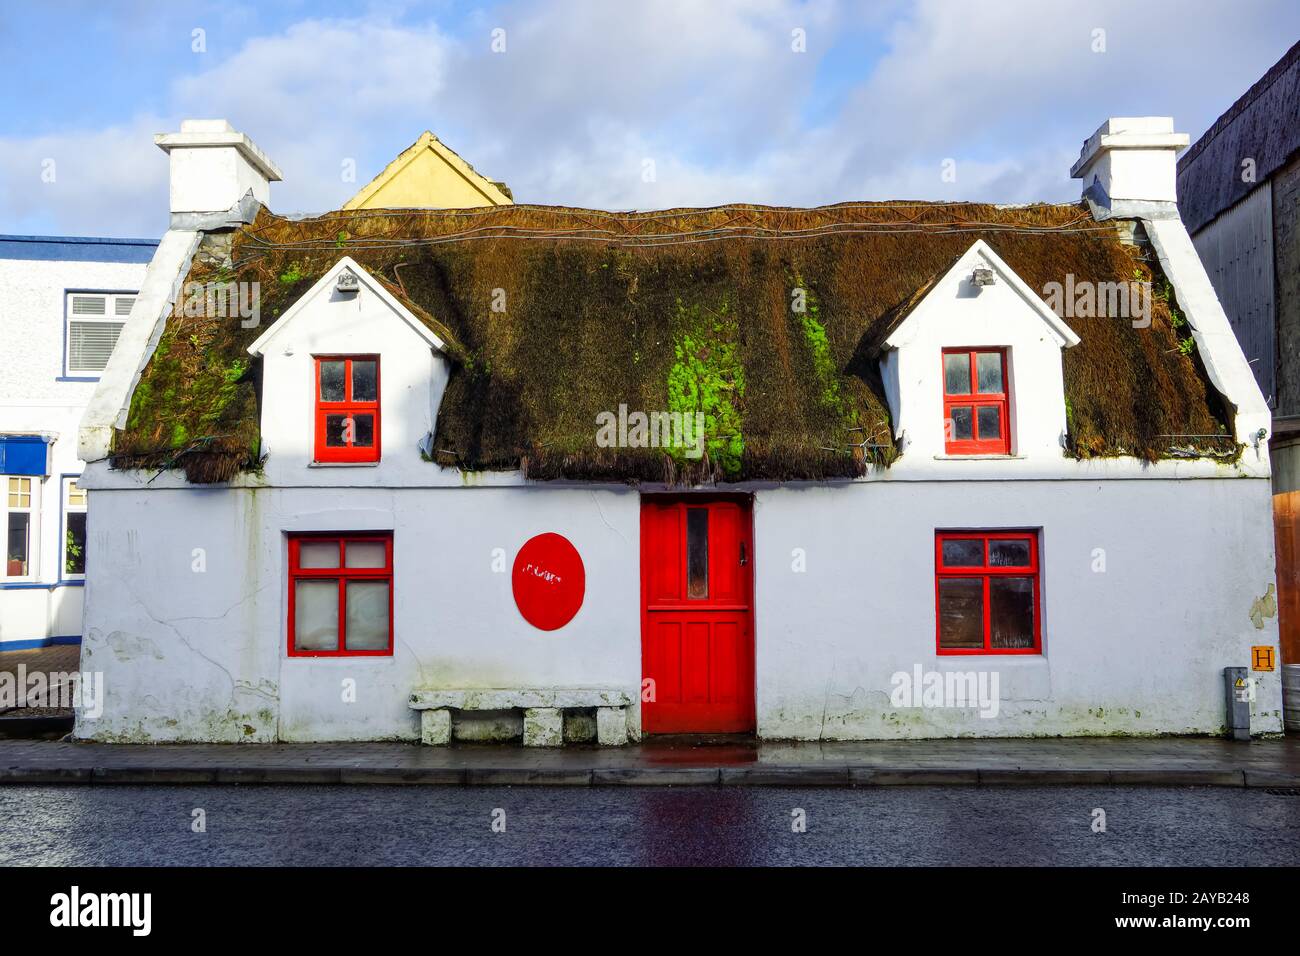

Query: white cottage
left=74, top=118, right=1283, bottom=744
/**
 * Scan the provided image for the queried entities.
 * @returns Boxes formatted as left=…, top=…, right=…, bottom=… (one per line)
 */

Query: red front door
left=640, top=497, right=755, bottom=734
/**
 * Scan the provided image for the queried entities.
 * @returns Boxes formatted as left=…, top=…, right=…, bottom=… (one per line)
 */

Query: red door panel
left=641, top=497, right=755, bottom=734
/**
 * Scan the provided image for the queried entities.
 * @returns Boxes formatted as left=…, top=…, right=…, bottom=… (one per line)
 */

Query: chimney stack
left=154, top=119, right=282, bottom=219
left=1070, top=117, right=1189, bottom=214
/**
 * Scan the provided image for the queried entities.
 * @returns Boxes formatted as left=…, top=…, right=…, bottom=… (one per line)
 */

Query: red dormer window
left=315, top=356, right=380, bottom=463
left=942, top=348, right=1010, bottom=455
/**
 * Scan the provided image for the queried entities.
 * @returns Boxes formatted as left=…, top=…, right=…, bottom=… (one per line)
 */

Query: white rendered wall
left=74, top=473, right=1281, bottom=741
left=752, top=477, right=1283, bottom=739
left=0, top=254, right=148, bottom=645
left=75, top=484, right=642, bottom=742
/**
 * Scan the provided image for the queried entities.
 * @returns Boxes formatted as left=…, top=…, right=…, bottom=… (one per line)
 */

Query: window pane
left=686, top=508, right=709, bottom=599
left=71, top=295, right=106, bottom=315
left=9, top=477, right=30, bottom=508
left=67, top=481, right=87, bottom=507
left=976, top=352, right=1003, bottom=393
left=352, top=360, right=377, bottom=402
left=67, top=321, right=124, bottom=372
left=345, top=581, right=390, bottom=650
left=345, top=541, right=387, bottom=568
left=325, top=414, right=348, bottom=446
left=7, top=513, right=30, bottom=576
left=943, top=353, right=970, bottom=394
left=990, top=576, right=1035, bottom=648
left=949, top=406, right=973, bottom=441
left=65, top=512, right=87, bottom=575
left=299, top=541, right=339, bottom=568
left=941, top=538, right=984, bottom=567
left=938, top=578, right=984, bottom=649
left=977, top=406, right=1002, bottom=441
left=989, top=539, right=1031, bottom=567
left=320, top=361, right=346, bottom=401
left=294, top=580, right=339, bottom=651
left=352, top=414, right=375, bottom=447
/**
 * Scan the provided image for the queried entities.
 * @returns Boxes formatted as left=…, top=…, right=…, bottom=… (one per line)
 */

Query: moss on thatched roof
left=111, top=201, right=1235, bottom=483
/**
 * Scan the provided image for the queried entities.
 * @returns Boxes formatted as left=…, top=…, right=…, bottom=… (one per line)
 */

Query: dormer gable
left=883, top=239, right=1080, bottom=352
left=247, top=257, right=454, bottom=483
left=247, top=256, right=450, bottom=358
left=879, top=239, right=1080, bottom=464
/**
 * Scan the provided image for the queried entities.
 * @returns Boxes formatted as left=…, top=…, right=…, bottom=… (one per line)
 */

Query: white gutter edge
left=1142, top=218, right=1272, bottom=463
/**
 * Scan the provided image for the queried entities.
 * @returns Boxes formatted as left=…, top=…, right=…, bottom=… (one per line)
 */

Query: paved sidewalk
left=0, top=644, right=80, bottom=711
left=0, top=736, right=1297, bottom=787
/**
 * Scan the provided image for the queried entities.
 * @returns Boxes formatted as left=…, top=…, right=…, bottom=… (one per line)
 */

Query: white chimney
left=154, top=119, right=282, bottom=216
left=1070, top=117, right=1189, bottom=208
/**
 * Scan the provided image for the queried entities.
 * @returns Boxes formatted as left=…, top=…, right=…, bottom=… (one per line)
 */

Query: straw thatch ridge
left=110, top=201, right=1235, bottom=483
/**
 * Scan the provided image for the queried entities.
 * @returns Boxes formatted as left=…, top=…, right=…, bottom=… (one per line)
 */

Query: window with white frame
left=63, top=478, right=87, bottom=578
left=65, top=292, right=136, bottom=375
left=5, top=477, right=36, bottom=579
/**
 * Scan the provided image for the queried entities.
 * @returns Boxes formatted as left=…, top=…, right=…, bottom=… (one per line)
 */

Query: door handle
left=739, top=541, right=747, bottom=566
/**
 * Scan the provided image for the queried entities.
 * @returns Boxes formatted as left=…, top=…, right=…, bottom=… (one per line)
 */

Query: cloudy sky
left=1, top=0, right=1296, bottom=237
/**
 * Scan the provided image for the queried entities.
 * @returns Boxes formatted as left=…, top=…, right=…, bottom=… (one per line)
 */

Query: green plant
left=1154, top=275, right=1195, bottom=354
left=64, top=527, right=83, bottom=574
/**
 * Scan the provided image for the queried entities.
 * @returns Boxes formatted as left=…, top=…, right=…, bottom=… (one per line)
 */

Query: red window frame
left=314, top=356, right=381, bottom=463
left=934, top=530, right=1041, bottom=655
left=942, top=348, right=1010, bottom=455
left=287, top=532, right=394, bottom=657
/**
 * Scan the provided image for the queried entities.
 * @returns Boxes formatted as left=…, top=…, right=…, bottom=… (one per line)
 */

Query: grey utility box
left=1224, top=666, right=1251, bottom=741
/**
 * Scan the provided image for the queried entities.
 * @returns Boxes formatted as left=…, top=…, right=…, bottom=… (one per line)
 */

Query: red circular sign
left=512, top=533, right=585, bottom=631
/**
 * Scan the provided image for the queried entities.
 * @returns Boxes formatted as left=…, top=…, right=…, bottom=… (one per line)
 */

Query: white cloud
left=2, top=0, right=1297, bottom=235
left=171, top=17, right=454, bottom=216
left=0, top=118, right=168, bottom=237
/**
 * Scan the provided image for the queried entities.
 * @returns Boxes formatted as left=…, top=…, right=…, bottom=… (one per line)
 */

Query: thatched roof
left=110, top=201, right=1234, bottom=484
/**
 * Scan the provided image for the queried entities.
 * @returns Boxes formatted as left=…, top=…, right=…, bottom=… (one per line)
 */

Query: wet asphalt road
left=0, top=785, right=1297, bottom=866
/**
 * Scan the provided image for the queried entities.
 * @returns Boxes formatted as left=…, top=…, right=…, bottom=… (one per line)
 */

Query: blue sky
left=1, top=0, right=1297, bottom=237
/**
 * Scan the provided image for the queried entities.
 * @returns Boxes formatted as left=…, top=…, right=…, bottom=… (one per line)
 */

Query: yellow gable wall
left=344, top=132, right=513, bottom=210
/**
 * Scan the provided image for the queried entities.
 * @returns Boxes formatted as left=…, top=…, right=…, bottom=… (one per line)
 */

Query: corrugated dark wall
left=1275, top=153, right=1300, bottom=417
left=1192, top=184, right=1276, bottom=405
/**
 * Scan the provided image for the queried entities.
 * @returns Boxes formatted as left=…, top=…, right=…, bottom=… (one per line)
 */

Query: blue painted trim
left=0, top=634, right=82, bottom=651
left=62, top=288, right=137, bottom=379
left=0, top=581, right=82, bottom=590
left=0, top=434, right=50, bottom=476
left=58, top=472, right=86, bottom=585
left=0, top=234, right=157, bottom=264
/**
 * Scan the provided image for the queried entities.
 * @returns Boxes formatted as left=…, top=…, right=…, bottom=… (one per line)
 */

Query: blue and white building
left=0, top=234, right=157, bottom=649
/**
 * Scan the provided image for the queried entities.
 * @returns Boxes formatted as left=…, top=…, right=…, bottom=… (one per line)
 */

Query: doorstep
left=0, top=736, right=1297, bottom=787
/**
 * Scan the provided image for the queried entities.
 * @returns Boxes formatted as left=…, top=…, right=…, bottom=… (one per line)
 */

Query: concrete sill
left=932, top=454, right=1027, bottom=461
left=307, top=461, right=380, bottom=468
